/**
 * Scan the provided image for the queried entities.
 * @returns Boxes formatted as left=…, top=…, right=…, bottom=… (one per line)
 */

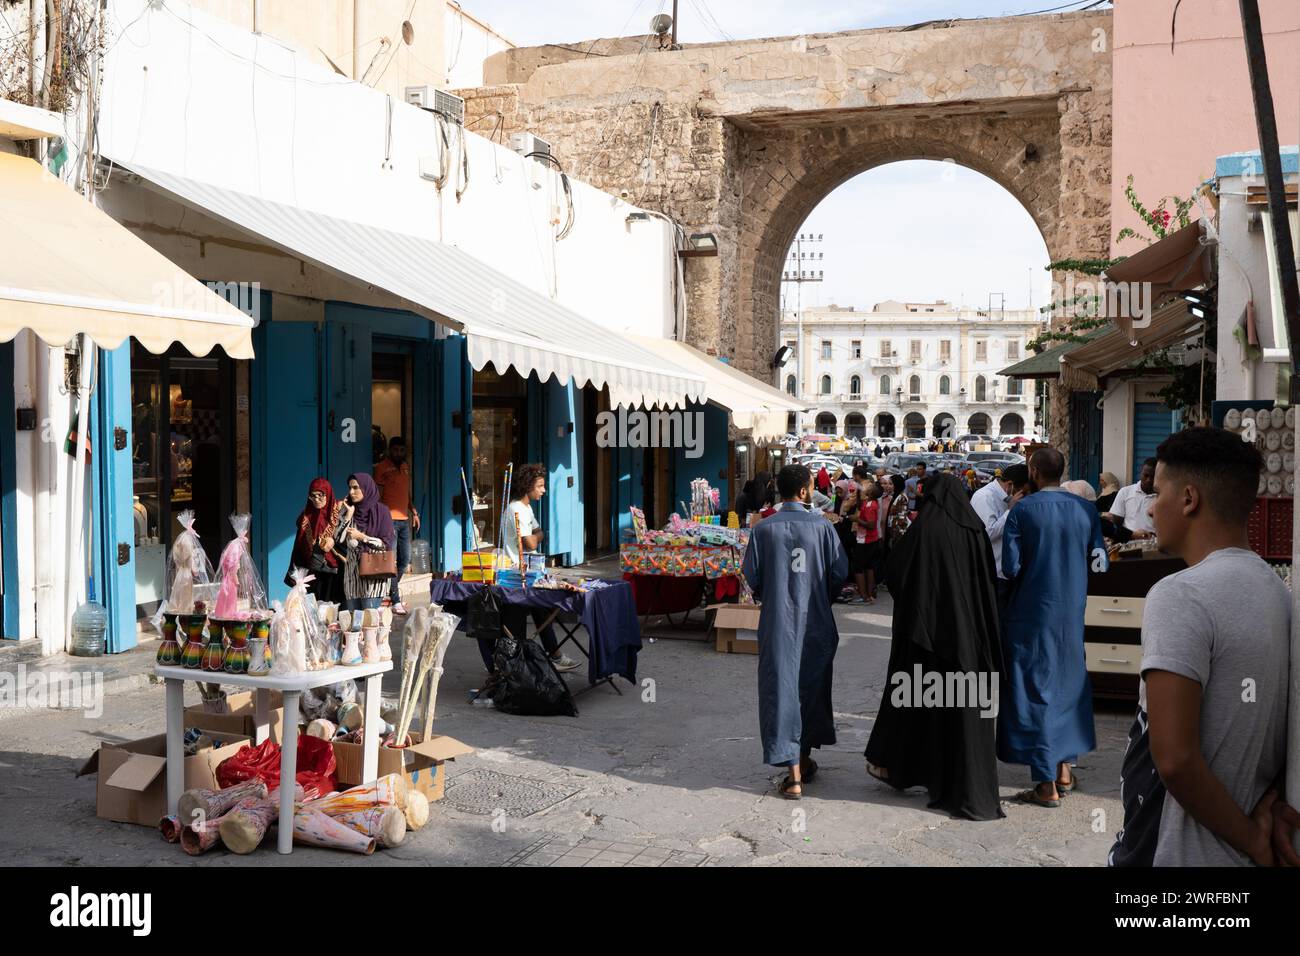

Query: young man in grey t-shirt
left=1109, top=427, right=1290, bottom=866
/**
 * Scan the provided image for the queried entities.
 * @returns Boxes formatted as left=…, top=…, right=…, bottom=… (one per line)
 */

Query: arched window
left=1007, top=377, right=1023, bottom=397
left=786, top=375, right=796, bottom=395
left=820, top=375, right=832, bottom=395
left=879, top=374, right=891, bottom=395
left=975, top=375, right=987, bottom=402
left=849, top=375, right=861, bottom=396
left=908, top=374, right=921, bottom=397
left=939, top=375, right=950, bottom=396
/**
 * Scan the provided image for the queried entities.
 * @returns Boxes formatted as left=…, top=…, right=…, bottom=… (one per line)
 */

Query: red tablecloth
left=622, top=573, right=740, bottom=615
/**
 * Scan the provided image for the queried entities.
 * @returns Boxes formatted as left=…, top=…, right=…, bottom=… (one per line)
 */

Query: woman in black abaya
left=864, top=471, right=1005, bottom=820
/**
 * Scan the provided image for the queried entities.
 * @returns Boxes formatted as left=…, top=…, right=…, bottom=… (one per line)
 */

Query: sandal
left=866, top=762, right=890, bottom=783
left=801, top=758, right=819, bottom=784
left=1015, top=787, right=1060, bottom=808
left=777, top=774, right=802, bottom=800
left=1055, top=773, right=1079, bottom=793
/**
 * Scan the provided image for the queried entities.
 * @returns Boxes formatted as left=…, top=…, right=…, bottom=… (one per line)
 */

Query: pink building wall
left=1112, top=0, right=1300, bottom=255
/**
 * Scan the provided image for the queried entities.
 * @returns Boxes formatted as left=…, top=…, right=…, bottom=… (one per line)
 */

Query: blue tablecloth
left=429, top=579, right=641, bottom=686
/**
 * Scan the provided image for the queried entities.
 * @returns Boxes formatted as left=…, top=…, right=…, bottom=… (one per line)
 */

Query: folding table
left=154, top=660, right=392, bottom=854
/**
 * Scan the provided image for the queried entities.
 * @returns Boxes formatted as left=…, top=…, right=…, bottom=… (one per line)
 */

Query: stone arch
left=933, top=413, right=956, bottom=438
left=903, top=413, right=927, bottom=438
left=845, top=413, right=866, bottom=439
left=875, top=413, right=896, bottom=438
left=1000, top=413, right=1026, bottom=435
left=968, top=413, right=992, bottom=434
left=739, top=119, right=1070, bottom=375
left=815, top=411, right=837, bottom=433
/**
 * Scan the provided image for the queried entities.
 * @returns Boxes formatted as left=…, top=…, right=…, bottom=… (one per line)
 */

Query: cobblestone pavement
left=0, top=588, right=1129, bottom=866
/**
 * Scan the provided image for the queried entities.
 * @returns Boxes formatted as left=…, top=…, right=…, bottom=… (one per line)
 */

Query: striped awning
left=1058, top=299, right=1204, bottom=390
left=116, top=161, right=707, bottom=408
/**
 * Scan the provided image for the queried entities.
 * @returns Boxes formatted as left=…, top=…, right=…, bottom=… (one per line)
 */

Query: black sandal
left=801, top=759, right=819, bottom=784
left=777, top=774, right=802, bottom=800
left=866, top=762, right=890, bottom=783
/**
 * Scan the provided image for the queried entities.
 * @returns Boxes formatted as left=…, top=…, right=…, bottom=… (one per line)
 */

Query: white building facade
left=781, top=301, right=1044, bottom=440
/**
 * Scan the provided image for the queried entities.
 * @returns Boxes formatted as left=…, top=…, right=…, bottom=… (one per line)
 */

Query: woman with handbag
left=287, top=478, right=346, bottom=602
left=339, top=472, right=397, bottom=628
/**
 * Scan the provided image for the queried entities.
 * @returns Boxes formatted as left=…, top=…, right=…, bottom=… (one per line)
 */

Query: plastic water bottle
left=70, top=591, right=108, bottom=657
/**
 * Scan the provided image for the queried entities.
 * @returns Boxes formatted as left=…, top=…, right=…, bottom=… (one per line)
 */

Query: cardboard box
left=331, top=732, right=473, bottom=801
left=710, top=603, right=762, bottom=655
left=79, top=732, right=251, bottom=827
left=185, top=689, right=285, bottom=744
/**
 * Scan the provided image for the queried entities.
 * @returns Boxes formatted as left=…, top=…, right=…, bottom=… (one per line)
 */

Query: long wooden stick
left=460, top=466, right=482, bottom=552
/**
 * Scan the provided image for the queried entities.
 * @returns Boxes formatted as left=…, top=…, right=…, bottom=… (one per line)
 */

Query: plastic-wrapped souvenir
left=164, top=510, right=216, bottom=615
left=214, top=514, right=269, bottom=620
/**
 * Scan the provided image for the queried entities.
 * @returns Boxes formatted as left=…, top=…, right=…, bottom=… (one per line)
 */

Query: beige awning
left=1059, top=299, right=1203, bottom=390
left=628, top=336, right=808, bottom=438
left=1102, top=220, right=1213, bottom=315
left=0, top=153, right=255, bottom=358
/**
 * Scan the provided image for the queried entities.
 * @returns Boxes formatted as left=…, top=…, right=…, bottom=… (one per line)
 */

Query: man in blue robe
left=742, top=464, right=849, bottom=799
left=999, top=447, right=1107, bottom=807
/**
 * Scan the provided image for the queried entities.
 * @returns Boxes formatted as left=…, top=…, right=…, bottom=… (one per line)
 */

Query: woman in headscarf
left=885, top=472, right=912, bottom=544
left=287, top=478, right=345, bottom=602
left=865, top=472, right=1005, bottom=820
left=338, top=473, right=397, bottom=628
left=1061, top=479, right=1097, bottom=502
left=736, top=471, right=770, bottom=524
left=1095, top=472, right=1121, bottom=513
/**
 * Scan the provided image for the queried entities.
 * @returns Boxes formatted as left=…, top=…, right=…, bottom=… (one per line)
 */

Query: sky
left=463, top=0, right=1112, bottom=311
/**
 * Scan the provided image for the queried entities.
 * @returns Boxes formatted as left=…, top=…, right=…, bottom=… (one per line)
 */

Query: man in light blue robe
left=742, top=464, right=849, bottom=798
left=999, top=447, right=1107, bottom=807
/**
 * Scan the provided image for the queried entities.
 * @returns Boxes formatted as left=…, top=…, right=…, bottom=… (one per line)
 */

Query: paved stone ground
left=0, top=584, right=1131, bottom=867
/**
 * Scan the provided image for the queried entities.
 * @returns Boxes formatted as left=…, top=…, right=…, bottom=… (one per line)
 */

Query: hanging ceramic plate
left=1285, top=431, right=1296, bottom=451
left=1271, top=407, right=1286, bottom=429
left=1288, top=407, right=1297, bottom=429
left=1285, top=453, right=1296, bottom=473
left=1259, top=473, right=1268, bottom=495
left=1224, top=408, right=1242, bottom=429
left=1288, top=475, right=1296, bottom=497
left=1268, top=474, right=1284, bottom=496
left=1267, top=431, right=1282, bottom=451
left=1241, top=408, right=1257, bottom=423
left=1267, top=452, right=1282, bottom=473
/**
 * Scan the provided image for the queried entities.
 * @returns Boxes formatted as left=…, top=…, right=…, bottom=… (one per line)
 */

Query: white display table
left=154, top=660, right=393, bottom=854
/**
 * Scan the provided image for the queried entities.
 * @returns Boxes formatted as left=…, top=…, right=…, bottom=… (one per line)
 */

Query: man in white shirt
left=1104, top=459, right=1157, bottom=536
left=970, top=464, right=1030, bottom=592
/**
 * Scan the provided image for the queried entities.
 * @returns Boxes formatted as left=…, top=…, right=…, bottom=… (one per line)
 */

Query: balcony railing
left=869, top=355, right=901, bottom=369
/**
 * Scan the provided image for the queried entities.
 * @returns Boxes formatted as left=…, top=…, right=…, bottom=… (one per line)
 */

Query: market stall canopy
left=1102, top=219, right=1212, bottom=338
left=1058, top=298, right=1203, bottom=390
left=628, top=335, right=807, bottom=437
left=999, top=327, right=1109, bottom=380
left=116, top=162, right=707, bottom=409
left=0, top=153, right=255, bottom=358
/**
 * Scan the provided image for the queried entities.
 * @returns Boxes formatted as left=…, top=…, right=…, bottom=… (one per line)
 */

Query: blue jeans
left=389, top=519, right=411, bottom=602
left=346, top=596, right=382, bottom=629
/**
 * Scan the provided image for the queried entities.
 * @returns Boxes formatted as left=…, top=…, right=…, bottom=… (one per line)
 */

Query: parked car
left=884, top=452, right=927, bottom=473
left=966, top=451, right=1023, bottom=465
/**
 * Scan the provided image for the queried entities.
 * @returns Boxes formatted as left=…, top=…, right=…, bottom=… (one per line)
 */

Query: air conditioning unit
left=405, top=86, right=465, bottom=124
left=959, top=387, right=968, bottom=394
left=510, top=132, right=553, bottom=164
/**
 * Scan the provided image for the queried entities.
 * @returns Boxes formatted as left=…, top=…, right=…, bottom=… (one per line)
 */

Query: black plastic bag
left=490, top=632, right=578, bottom=717
left=466, top=586, right=504, bottom=643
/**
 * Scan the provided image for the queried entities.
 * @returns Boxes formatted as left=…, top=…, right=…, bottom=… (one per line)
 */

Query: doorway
left=471, top=366, right=528, bottom=550
left=130, top=342, right=235, bottom=615
left=371, top=348, right=412, bottom=467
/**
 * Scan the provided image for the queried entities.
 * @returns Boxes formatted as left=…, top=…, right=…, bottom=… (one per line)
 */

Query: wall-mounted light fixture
left=679, top=232, right=719, bottom=258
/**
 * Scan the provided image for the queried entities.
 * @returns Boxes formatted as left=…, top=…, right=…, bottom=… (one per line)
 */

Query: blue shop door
left=432, top=335, right=471, bottom=571
left=1132, top=401, right=1177, bottom=483
left=612, top=443, right=645, bottom=544
left=1068, top=391, right=1103, bottom=483
left=323, top=319, right=375, bottom=488
left=541, top=379, right=581, bottom=565
left=252, top=321, right=323, bottom=602
left=93, top=343, right=137, bottom=652
left=674, top=403, right=730, bottom=519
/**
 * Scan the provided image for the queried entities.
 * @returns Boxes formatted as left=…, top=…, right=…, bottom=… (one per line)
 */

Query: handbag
left=359, top=548, right=397, bottom=577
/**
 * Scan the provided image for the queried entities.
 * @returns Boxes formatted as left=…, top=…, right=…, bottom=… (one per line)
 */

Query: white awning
left=628, top=335, right=808, bottom=439
left=0, top=153, right=255, bottom=358
left=117, top=162, right=706, bottom=408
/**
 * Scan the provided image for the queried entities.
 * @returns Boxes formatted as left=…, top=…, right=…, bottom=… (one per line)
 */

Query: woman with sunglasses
left=287, top=478, right=347, bottom=602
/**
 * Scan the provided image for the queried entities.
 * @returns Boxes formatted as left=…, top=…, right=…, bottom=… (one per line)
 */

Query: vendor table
left=155, top=660, right=392, bottom=855
left=619, top=542, right=745, bottom=628
left=429, top=578, right=640, bottom=691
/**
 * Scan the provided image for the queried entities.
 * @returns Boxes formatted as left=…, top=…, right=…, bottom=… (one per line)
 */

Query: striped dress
left=339, top=512, right=391, bottom=601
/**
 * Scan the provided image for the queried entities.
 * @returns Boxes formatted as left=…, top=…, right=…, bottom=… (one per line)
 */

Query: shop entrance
left=371, top=348, right=412, bottom=467
left=130, top=342, right=235, bottom=615
left=471, top=366, right=527, bottom=550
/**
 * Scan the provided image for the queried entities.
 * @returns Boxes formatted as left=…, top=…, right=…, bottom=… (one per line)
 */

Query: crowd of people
left=740, top=428, right=1300, bottom=866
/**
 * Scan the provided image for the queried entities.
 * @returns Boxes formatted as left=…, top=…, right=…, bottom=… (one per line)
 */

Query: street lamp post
left=782, top=232, right=824, bottom=434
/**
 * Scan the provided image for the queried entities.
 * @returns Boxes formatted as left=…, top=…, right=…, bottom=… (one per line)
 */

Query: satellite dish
left=401, top=20, right=415, bottom=45
left=651, top=13, right=673, bottom=36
